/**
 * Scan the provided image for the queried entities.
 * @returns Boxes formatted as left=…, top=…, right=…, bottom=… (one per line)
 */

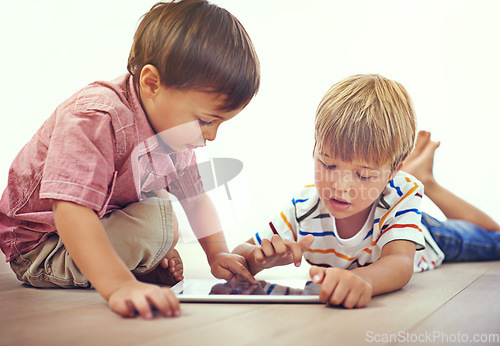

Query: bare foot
left=135, top=248, right=184, bottom=286
left=161, top=248, right=184, bottom=282
left=402, top=130, right=440, bottom=186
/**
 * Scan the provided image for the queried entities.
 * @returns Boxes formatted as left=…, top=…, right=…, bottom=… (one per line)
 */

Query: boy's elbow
left=399, top=257, right=415, bottom=287
left=381, top=240, right=416, bottom=288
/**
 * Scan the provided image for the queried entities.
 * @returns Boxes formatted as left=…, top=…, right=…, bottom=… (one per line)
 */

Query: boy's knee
left=101, top=197, right=178, bottom=271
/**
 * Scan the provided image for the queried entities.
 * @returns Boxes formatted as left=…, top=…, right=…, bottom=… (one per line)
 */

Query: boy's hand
left=310, top=266, right=372, bottom=309
left=253, top=234, right=314, bottom=269
left=209, top=252, right=257, bottom=284
left=108, top=280, right=180, bottom=319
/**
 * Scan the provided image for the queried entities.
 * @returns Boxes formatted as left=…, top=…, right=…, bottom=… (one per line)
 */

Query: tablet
left=171, top=279, right=321, bottom=303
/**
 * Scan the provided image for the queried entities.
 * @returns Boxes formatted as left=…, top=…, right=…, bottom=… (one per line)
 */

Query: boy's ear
left=139, top=64, right=162, bottom=98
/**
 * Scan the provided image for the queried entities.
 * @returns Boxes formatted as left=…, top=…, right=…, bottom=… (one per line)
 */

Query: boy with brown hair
left=234, top=74, right=500, bottom=309
left=0, top=0, right=259, bottom=319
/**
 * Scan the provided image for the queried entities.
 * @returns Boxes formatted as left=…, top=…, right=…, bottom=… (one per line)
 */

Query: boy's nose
left=331, top=172, right=351, bottom=192
left=333, top=181, right=349, bottom=193
left=333, top=185, right=350, bottom=196
left=203, top=126, right=219, bottom=142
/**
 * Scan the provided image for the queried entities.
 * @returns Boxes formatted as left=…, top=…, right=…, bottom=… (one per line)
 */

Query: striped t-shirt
left=254, top=171, right=444, bottom=272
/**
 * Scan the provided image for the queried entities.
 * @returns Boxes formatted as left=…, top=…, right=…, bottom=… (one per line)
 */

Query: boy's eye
left=321, top=161, right=336, bottom=170
left=199, top=119, right=212, bottom=126
left=199, top=119, right=213, bottom=126
left=356, top=172, right=372, bottom=181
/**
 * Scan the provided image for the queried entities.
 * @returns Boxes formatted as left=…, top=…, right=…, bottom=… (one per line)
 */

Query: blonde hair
left=314, top=74, right=416, bottom=172
left=127, top=0, right=260, bottom=111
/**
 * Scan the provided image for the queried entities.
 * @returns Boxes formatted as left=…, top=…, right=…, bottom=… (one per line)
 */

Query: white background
left=1, top=0, right=498, bottom=248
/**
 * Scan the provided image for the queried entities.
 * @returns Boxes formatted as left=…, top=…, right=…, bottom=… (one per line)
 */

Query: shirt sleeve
left=40, top=103, right=116, bottom=213
left=253, top=195, right=300, bottom=245
left=375, top=175, right=426, bottom=251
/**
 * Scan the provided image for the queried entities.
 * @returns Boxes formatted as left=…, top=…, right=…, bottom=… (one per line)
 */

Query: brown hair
left=315, top=74, right=416, bottom=172
left=128, top=0, right=260, bottom=111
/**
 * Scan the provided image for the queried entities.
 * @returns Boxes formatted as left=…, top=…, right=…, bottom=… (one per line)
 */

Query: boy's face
left=314, top=147, right=397, bottom=223
left=142, top=84, right=243, bottom=152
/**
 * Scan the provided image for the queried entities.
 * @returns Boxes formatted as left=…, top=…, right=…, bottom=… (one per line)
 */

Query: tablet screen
left=171, top=279, right=321, bottom=303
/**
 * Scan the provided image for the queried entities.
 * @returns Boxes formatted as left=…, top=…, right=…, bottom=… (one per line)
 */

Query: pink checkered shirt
left=0, top=74, right=203, bottom=262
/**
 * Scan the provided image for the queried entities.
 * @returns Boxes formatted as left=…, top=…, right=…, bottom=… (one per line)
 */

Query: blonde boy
left=235, top=74, right=500, bottom=308
left=234, top=74, right=440, bottom=308
left=0, top=0, right=258, bottom=319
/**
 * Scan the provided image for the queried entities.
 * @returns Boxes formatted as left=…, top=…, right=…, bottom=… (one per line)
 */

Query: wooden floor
left=1, top=243, right=499, bottom=346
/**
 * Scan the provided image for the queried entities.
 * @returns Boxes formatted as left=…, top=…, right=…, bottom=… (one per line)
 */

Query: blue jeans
left=421, top=213, right=500, bottom=262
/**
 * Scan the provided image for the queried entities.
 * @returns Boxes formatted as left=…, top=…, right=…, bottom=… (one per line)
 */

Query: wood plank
left=0, top=258, right=11, bottom=274
left=1, top=257, right=498, bottom=346
left=144, top=263, right=496, bottom=345
left=0, top=300, right=265, bottom=346
left=399, top=263, right=500, bottom=346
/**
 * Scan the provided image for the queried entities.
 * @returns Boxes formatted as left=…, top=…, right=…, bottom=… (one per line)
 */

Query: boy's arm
left=310, top=240, right=416, bottom=308
left=351, top=240, right=416, bottom=295
left=180, top=193, right=256, bottom=283
left=52, top=200, right=180, bottom=319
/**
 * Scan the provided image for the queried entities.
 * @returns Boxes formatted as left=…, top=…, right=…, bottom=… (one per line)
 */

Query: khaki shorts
left=10, top=197, right=177, bottom=288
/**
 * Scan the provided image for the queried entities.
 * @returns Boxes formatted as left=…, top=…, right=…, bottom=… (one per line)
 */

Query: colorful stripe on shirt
left=379, top=177, right=419, bottom=231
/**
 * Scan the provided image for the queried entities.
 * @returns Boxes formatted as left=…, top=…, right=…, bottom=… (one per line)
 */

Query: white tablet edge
left=171, top=279, right=322, bottom=304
